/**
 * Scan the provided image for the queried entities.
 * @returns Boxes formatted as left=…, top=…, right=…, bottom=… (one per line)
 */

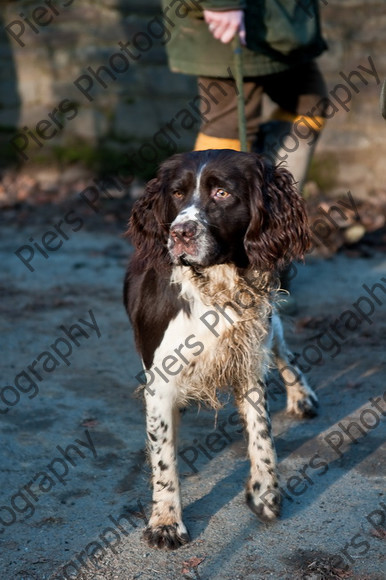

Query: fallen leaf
left=370, top=527, right=386, bottom=539
left=181, top=556, right=205, bottom=573
left=81, top=418, right=98, bottom=427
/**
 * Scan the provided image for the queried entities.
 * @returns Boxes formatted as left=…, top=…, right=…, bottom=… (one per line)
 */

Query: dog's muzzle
left=169, top=220, right=199, bottom=261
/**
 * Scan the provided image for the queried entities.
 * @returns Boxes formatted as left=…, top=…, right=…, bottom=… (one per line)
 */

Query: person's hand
left=203, top=9, right=246, bottom=45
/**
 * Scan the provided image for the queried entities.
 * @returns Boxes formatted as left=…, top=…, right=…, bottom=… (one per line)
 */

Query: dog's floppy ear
left=126, top=172, right=174, bottom=269
left=244, top=156, right=311, bottom=271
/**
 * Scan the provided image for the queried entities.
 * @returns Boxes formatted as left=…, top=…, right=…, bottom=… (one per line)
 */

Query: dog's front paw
left=144, top=522, right=190, bottom=550
left=246, top=482, right=281, bottom=523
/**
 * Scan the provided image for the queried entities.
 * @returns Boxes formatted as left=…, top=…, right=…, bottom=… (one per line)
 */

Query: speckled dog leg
left=143, top=385, right=190, bottom=549
left=238, top=380, right=281, bottom=522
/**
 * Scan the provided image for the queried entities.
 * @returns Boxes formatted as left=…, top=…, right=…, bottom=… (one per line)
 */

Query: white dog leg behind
left=271, top=313, right=319, bottom=417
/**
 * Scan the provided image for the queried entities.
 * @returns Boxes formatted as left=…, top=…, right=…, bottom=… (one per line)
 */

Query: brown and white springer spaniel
left=124, top=149, right=318, bottom=549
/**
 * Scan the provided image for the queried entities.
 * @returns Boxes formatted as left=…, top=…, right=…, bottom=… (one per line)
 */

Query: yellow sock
left=270, top=108, right=326, bottom=132
left=194, top=133, right=242, bottom=151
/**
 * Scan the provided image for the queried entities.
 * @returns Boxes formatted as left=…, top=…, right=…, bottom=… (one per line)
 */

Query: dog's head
left=128, top=150, right=311, bottom=271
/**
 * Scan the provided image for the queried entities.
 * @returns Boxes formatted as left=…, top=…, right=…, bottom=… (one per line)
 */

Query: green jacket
left=162, top=0, right=327, bottom=77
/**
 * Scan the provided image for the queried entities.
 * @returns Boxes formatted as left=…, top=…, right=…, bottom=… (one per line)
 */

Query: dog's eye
left=172, top=191, right=184, bottom=199
left=213, top=189, right=231, bottom=199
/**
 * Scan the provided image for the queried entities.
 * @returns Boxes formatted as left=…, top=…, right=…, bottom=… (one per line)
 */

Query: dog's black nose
left=170, top=220, right=198, bottom=242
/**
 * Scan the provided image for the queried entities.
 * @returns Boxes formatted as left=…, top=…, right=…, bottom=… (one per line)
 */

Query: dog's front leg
left=238, top=378, right=281, bottom=523
left=143, top=383, right=190, bottom=549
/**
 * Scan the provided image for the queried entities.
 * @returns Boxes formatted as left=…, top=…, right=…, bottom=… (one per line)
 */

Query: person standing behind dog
left=162, top=0, right=329, bottom=193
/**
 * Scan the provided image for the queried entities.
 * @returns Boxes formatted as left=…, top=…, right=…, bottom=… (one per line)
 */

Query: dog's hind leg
left=143, top=380, right=190, bottom=549
left=271, top=312, right=318, bottom=418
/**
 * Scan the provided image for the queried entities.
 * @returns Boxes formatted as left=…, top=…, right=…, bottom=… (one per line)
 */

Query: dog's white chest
left=148, top=265, right=271, bottom=408
left=152, top=277, right=238, bottom=375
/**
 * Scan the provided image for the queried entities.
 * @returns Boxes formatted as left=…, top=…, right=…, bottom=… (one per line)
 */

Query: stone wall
left=1, top=0, right=385, bottom=195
